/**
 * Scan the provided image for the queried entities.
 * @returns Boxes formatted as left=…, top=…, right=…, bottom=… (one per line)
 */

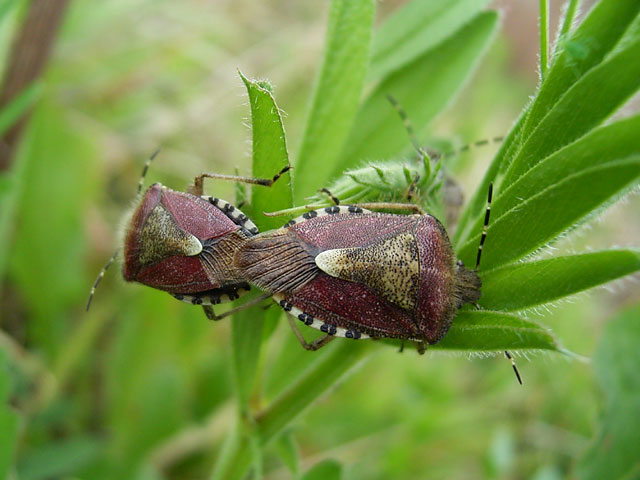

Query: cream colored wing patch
left=138, top=205, right=202, bottom=265
left=315, top=232, right=419, bottom=310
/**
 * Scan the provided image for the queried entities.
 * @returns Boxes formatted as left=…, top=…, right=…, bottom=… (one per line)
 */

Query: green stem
left=539, top=0, right=549, bottom=80
left=211, top=341, right=372, bottom=479
left=559, top=0, right=580, bottom=38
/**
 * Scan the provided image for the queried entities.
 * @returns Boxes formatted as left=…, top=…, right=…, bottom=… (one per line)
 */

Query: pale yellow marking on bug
left=315, top=232, right=419, bottom=310
left=138, top=205, right=202, bottom=265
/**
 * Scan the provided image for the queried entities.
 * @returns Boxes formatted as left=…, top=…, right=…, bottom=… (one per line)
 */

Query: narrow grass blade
left=480, top=250, right=640, bottom=312
left=293, top=0, right=375, bottom=202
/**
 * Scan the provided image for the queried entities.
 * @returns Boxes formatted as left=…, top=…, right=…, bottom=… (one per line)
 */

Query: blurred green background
left=1, top=1, right=639, bottom=479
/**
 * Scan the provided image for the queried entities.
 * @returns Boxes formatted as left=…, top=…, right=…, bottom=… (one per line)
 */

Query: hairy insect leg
left=286, top=315, right=335, bottom=351
left=190, top=165, right=291, bottom=196
left=415, top=340, right=427, bottom=355
left=201, top=293, right=271, bottom=321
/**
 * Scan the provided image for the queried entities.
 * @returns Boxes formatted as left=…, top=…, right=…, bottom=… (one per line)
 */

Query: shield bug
left=120, top=182, right=258, bottom=318
left=86, top=151, right=290, bottom=320
left=236, top=184, right=492, bottom=352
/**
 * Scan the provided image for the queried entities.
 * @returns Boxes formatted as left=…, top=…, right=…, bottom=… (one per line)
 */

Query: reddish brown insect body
left=123, top=183, right=258, bottom=305
left=237, top=206, right=481, bottom=345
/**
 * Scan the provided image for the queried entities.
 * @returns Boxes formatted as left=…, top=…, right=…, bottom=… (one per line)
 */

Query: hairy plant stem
left=539, top=0, right=549, bottom=79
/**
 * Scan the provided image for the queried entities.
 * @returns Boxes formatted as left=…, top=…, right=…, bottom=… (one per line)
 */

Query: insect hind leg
left=190, top=165, right=291, bottom=196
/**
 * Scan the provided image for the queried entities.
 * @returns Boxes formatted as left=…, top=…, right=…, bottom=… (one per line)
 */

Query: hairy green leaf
left=523, top=0, right=640, bottom=140
left=369, top=0, right=489, bottom=80
left=456, top=3, right=640, bottom=247
left=229, top=73, right=294, bottom=413
left=294, top=0, right=375, bottom=202
left=458, top=115, right=640, bottom=249
left=502, top=36, right=640, bottom=186
left=239, top=72, right=293, bottom=230
left=480, top=250, right=640, bottom=311
left=457, top=115, right=640, bottom=268
left=339, top=12, right=498, bottom=170
left=434, top=310, right=560, bottom=351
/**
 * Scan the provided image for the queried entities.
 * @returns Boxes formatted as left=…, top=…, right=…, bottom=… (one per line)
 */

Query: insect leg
left=475, top=182, right=493, bottom=271
left=414, top=340, right=427, bottom=355
left=201, top=293, right=271, bottom=321
left=191, top=165, right=291, bottom=196
left=319, top=187, right=340, bottom=205
left=348, top=202, right=425, bottom=214
left=286, top=315, right=335, bottom=351
left=504, top=350, right=523, bottom=385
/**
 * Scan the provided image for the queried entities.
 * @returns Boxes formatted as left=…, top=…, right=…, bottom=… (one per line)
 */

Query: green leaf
left=456, top=3, right=640, bottom=247
left=477, top=156, right=638, bottom=269
left=301, top=459, right=343, bottom=480
left=575, top=304, right=640, bottom=480
left=0, top=82, right=42, bottom=136
left=0, top=351, right=19, bottom=480
left=231, top=298, right=265, bottom=414
left=338, top=11, right=498, bottom=171
left=0, top=408, right=18, bottom=480
left=212, top=342, right=371, bottom=480
left=17, top=436, right=102, bottom=480
left=456, top=114, right=640, bottom=248
left=369, top=0, right=489, bottom=80
left=457, top=115, right=640, bottom=268
left=501, top=35, right=640, bottom=187
left=524, top=0, right=640, bottom=140
left=480, top=250, right=640, bottom=311
left=228, top=73, right=294, bottom=413
left=239, top=71, right=293, bottom=231
left=293, top=0, right=375, bottom=202
left=434, top=310, right=560, bottom=351
left=273, top=431, right=300, bottom=476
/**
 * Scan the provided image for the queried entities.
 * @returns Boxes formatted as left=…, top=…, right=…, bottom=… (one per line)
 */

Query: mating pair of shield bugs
left=88, top=151, right=495, bottom=358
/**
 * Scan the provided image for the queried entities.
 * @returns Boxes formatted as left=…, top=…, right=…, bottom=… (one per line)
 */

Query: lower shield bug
left=236, top=184, right=492, bottom=353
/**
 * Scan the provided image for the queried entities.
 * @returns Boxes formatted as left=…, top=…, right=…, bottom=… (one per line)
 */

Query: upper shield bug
left=121, top=182, right=257, bottom=317
left=236, top=184, right=492, bottom=353
left=86, top=150, right=291, bottom=320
